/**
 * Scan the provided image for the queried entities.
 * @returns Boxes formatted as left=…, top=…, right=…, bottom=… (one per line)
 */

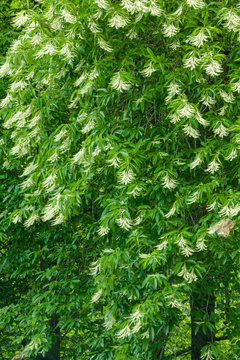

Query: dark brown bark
left=190, top=289, right=215, bottom=360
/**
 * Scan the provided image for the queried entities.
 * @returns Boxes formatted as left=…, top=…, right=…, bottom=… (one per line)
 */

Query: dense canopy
left=0, top=0, right=240, bottom=359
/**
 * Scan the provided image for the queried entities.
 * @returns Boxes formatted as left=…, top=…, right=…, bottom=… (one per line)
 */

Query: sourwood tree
left=0, top=0, right=240, bottom=359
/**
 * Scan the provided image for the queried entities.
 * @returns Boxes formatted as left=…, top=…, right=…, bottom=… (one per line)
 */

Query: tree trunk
left=190, top=289, right=215, bottom=360
left=37, top=316, right=60, bottom=360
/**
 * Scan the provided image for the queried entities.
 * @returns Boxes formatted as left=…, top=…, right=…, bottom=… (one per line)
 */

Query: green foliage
left=0, top=0, right=240, bottom=359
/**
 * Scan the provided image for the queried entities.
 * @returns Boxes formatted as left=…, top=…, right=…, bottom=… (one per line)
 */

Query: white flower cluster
left=162, top=23, right=179, bottom=38
left=162, top=173, right=178, bottom=189
left=183, top=52, right=201, bottom=70
left=206, top=158, right=220, bottom=174
left=117, top=307, right=143, bottom=338
left=91, top=288, right=103, bottom=303
left=221, top=10, right=240, bottom=32
left=109, top=13, right=129, bottom=28
left=165, top=82, right=181, bottom=103
left=121, top=0, right=162, bottom=16
left=12, top=11, right=29, bottom=28
left=178, top=265, right=197, bottom=283
left=176, top=234, right=194, bottom=257
left=187, top=29, right=208, bottom=47
left=110, top=71, right=132, bottom=92
left=183, top=124, right=200, bottom=138
left=116, top=212, right=133, bottom=231
left=98, top=37, right=113, bottom=52
left=118, top=169, right=135, bottom=185
left=141, top=62, right=157, bottom=77
left=186, top=0, right=205, bottom=9
left=189, top=155, right=202, bottom=169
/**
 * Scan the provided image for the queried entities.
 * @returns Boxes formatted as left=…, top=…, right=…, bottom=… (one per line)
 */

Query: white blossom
left=195, top=111, right=209, bottom=126
left=79, top=81, right=93, bottom=94
left=204, top=60, right=222, bottom=77
left=206, top=201, right=217, bottom=211
left=178, top=103, right=195, bottom=118
left=104, top=315, right=115, bottom=329
left=95, top=0, right=110, bottom=9
left=92, top=145, right=101, bottom=157
left=201, top=94, right=216, bottom=107
left=189, top=155, right=202, bottom=169
left=222, top=10, right=240, bottom=32
left=35, top=43, right=58, bottom=58
left=187, top=191, right=200, bottom=204
left=155, top=240, right=168, bottom=250
left=165, top=204, right=176, bottom=218
left=9, top=80, right=27, bottom=93
left=149, top=1, right=162, bottom=16
left=50, top=18, right=62, bottom=31
left=183, top=124, right=200, bottom=138
left=225, top=148, right=237, bottom=161
left=116, top=213, right=133, bottom=231
left=128, top=185, right=141, bottom=198
left=206, top=159, right=220, bottom=174
left=229, top=204, right=240, bottom=217
left=187, top=30, right=208, bottom=47
left=0, top=94, right=13, bottom=108
left=183, top=53, right=201, bottom=70
left=181, top=246, right=194, bottom=257
left=89, top=261, right=100, bottom=276
left=54, top=129, right=68, bottom=142
left=162, top=23, right=179, bottom=38
left=162, top=174, right=178, bottom=189
left=109, top=13, right=129, bottom=28
left=218, top=205, right=230, bottom=217
left=48, top=152, right=59, bottom=163
left=12, top=11, right=29, bottom=27
left=110, top=72, right=132, bottom=92
left=97, top=225, right=110, bottom=236
left=81, top=120, right=95, bottom=134
left=21, top=162, right=38, bottom=177
left=117, top=325, right=131, bottom=338
left=118, top=169, right=135, bottom=185
left=98, top=37, right=113, bottom=52
left=231, top=80, right=240, bottom=93
left=42, top=174, right=57, bottom=192
left=31, top=33, right=43, bottom=47
left=186, top=0, right=205, bottom=9
left=42, top=201, right=60, bottom=222
left=127, top=28, right=138, bottom=39
left=59, top=43, right=75, bottom=61
left=178, top=265, right=197, bottom=283
left=169, top=113, right=181, bottom=124
left=21, top=177, right=34, bottom=189
left=200, top=348, right=214, bottom=360
left=44, top=5, right=54, bottom=20
left=107, top=156, right=121, bottom=168
left=51, top=213, right=65, bottom=225
left=74, top=72, right=88, bottom=87
left=61, top=8, right=76, bottom=23
left=91, top=288, right=103, bottom=303
left=141, top=62, right=157, bottom=77
left=24, top=213, right=39, bottom=227
left=165, top=82, right=181, bottom=103
left=214, top=123, right=229, bottom=138
left=28, top=114, right=41, bottom=129
left=0, top=62, right=11, bottom=78
left=219, top=90, right=235, bottom=103
left=12, top=213, right=22, bottom=224
left=88, top=19, right=101, bottom=33
left=169, top=40, right=181, bottom=50
left=196, top=237, right=207, bottom=251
